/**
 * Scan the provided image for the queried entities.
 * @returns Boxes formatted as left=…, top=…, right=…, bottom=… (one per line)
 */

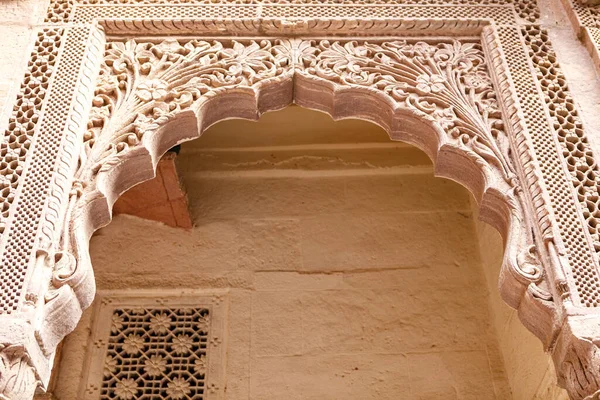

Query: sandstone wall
left=473, top=217, right=568, bottom=400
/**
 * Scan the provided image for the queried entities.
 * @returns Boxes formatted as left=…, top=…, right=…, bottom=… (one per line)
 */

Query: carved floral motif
left=296, top=39, right=515, bottom=183
left=81, top=38, right=515, bottom=192
left=81, top=39, right=289, bottom=181
left=90, top=307, right=213, bottom=400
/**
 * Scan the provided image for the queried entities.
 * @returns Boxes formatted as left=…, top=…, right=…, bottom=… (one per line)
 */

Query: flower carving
left=103, top=355, right=118, bottom=377
left=111, top=313, right=125, bottom=333
left=150, top=312, right=171, bottom=334
left=96, top=73, right=120, bottom=95
left=194, top=354, right=207, bottom=374
left=122, top=334, right=145, bottom=355
left=88, top=105, right=111, bottom=128
left=415, top=74, right=446, bottom=94
left=412, top=42, right=438, bottom=58
left=136, top=79, right=168, bottom=101
left=197, top=314, right=210, bottom=332
left=166, top=377, right=191, bottom=399
left=114, top=378, right=138, bottom=400
left=171, top=334, right=194, bottom=355
left=463, top=70, right=492, bottom=92
left=143, top=354, right=167, bottom=376
left=308, top=41, right=375, bottom=84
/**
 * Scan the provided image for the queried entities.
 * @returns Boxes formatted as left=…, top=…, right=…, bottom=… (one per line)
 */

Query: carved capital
left=553, top=316, right=600, bottom=400
left=0, top=345, right=39, bottom=400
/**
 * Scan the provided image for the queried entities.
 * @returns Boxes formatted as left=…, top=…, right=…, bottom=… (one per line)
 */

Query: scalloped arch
left=37, top=38, right=553, bottom=369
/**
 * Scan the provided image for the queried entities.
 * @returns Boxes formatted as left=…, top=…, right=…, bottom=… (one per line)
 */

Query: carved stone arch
left=34, top=36, right=555, bottom=372
left=4, top=6, right=600, bottom=396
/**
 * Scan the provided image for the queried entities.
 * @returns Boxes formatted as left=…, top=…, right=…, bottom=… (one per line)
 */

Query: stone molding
left=0, top=0, right=599, bottom=399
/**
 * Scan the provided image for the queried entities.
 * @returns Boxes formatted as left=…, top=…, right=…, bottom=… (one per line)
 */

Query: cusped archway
left=38, top=38, right=552, bottom=370
left=54, top=105, right=516, bottom=399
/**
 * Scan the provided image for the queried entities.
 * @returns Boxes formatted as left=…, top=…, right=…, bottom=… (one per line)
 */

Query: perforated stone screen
left=80, top=291, right=227, bottom=400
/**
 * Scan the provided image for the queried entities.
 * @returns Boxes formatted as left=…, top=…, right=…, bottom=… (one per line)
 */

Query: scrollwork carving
left=0, top=346, right=38, bottom=400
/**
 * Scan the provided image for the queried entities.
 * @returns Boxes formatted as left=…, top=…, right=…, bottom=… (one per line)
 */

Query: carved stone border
left=0, top=1, right=599, bottom=399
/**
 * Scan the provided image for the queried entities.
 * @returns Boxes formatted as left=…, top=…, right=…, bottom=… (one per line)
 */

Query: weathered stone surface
left=251, top=291, right=303, bottom=356
left=406, top=350, right=499, bottom=399
left=250, top=354, right=410, bottom=400
left=300, top=288, right=489, bottom=354
left=188, top=176, right=348, bottom=220
left=238, top=218, right=302, bottom=271
left=299, top=212, right=479, bottom=271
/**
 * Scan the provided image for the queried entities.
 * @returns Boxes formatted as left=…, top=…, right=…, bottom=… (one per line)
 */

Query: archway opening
left=53, top=106, right=522, bottom=398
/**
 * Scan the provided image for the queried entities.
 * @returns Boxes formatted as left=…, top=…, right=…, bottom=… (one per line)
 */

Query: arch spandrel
left=1, top=1, right=600, bottom=398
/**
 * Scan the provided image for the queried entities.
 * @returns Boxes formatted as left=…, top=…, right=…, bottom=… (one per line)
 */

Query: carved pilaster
left=0, top=21, right=104, bottom=399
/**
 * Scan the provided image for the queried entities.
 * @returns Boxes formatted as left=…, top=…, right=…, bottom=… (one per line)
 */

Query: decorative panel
left=80, top=291, right=227, bottom=400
